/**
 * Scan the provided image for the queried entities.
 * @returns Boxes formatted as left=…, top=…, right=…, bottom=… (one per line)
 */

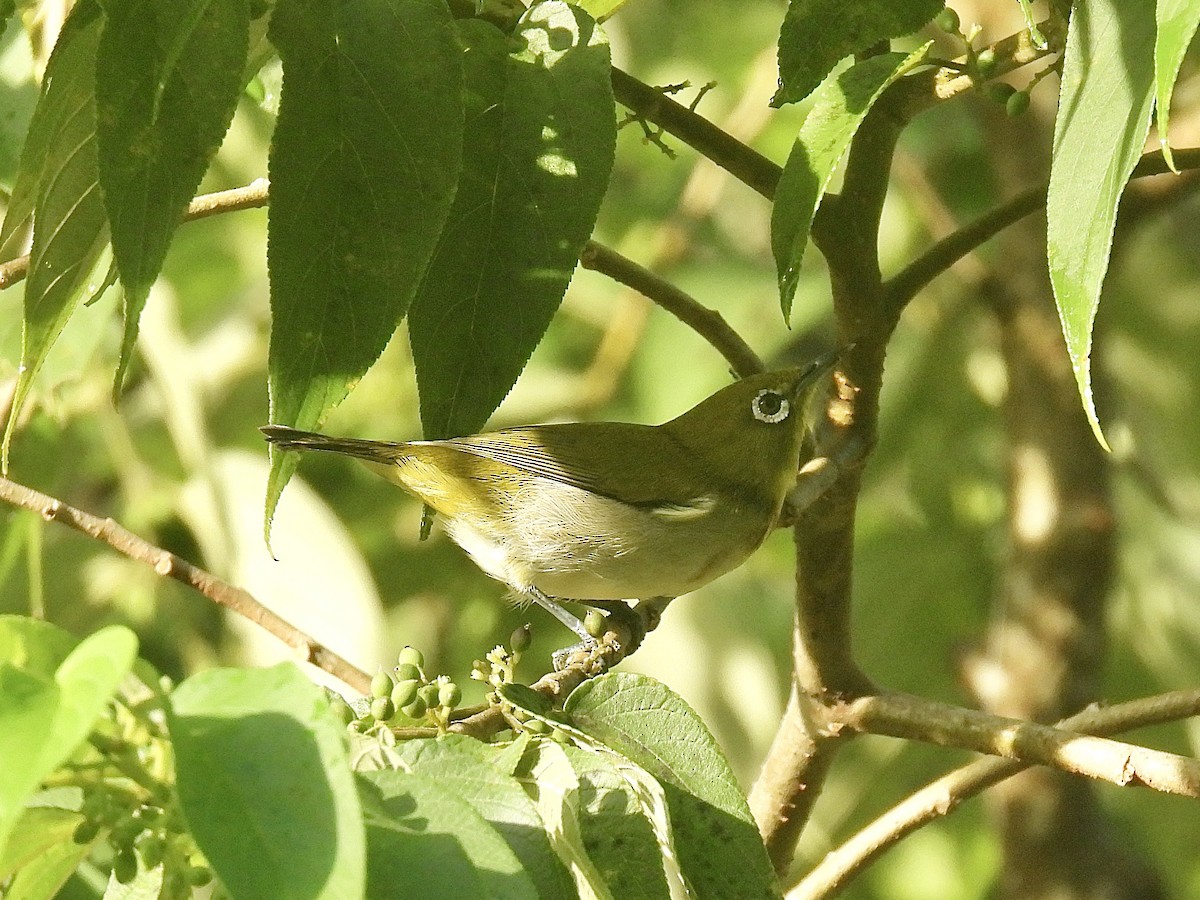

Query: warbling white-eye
left=262, top=354, right=835, bottom=642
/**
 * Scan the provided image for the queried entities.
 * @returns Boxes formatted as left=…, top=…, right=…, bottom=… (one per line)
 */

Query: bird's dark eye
left=751, top=389, right=790, bottom=424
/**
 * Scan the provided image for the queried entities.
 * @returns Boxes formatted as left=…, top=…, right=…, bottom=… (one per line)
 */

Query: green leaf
left=46, top=625, right=138, bottom=775
left=1, top=808, right=93, bottom=900
left=560, top=744, right=673, bottom=900
left=394, top=735, right=573, bottom=900
left=169, top=663, right=365, bottom=900
left=0, top=666, right=59, bottom=862
left=358, top=768, right=536, bottom=900
left=773, top=0, right=942, bottom=106
left=95, top=0, right=250, bottom=393
left=264, top=0, right=464, bottom=525
left=0, top=614, right=79, bottom=674
left=772, top=45, right=929, bottom=319
left=0, top=806, right=85, bottom=882
left=1047, top=0, right=1157, bottom=449
left=408, top=6, right=615, bottom=440
left=0, top=625, right=135, bottom=863
left=1, top=0, right=109, bottom=471
left=573, top=0, right=626, bottom=21
left=519, top=738, right=613, bottom=900
left=565, top=673, right=779, bottom=899
left=1154, top=0, right=1200, bottom=171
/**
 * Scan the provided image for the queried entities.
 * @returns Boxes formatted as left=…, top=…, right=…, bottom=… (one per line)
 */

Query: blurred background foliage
left=1, top=0, right=1199, bottom=896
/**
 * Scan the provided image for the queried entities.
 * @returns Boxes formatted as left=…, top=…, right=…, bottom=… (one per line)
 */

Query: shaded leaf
left=773, top=0, right=941, bottom=106
left=772, top=46, right=929, bottom=319
left=565, top=673, right=779, bottom=899
left=1, top=0, right=109, bottom=470
left=519, top=738, right=614, bottom=900
left=409, top=5, right=615, bottom=439
left=264, top=0, right=463, bottom=527
left=395, top=735, right=574, bottom=900
left=359, top=768, right=537, bottom=900
left=1154, top=0, right=1200, bottom=170
left=560, top=744, right=674, bottom=900
left=95, top=0, right=250, bottom=392
left=169, top=663, right=365, bottom=899
left=1047, top=0, right=1156, bottom=448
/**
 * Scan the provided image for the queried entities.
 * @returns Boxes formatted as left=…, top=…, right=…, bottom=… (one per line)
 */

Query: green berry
left=402, top=696, right=428, bottom=720
left=113, top=849, right=138, bottom=885
left=329, top=693, right=355, bottom=726
left=584, top=609, right=606, bottom=638
left=370, top=669, right=393, bottom=699
left=370, top=696, right=395, bottom=721
left=510, top=624, right=531, bottom=653
left=934, top=7, right=959, bottom=33
left=975, top=47, right=997, bottom=76
left=135, top=833, right=165, bottom=869
left=418, top=684, right=440, bottom=707
left=111, top=815, right=144, bottom=847
left=393, top=662, right=421, bottom=683
left=391, top=678, right=420, bottom=709
left=397, top=646, right=425, bottom=669
left=438, top=681, right=461, bottom=709
left=984, top=81, right=1016, bottom=104
left=72, top=820, right=101, bottom=844
left=1005, top=89, right=1030, bottom=117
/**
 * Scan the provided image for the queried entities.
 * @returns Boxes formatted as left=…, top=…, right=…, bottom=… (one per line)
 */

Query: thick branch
left=611, top=67, right=781, bottom=200
left=836, top=692, right=1200, bottom=798
left=0, top=475, right=372, bottom=695
left=793, top=690, right=1200, bottom=899
left=884, top=148, right=1200, bottom=312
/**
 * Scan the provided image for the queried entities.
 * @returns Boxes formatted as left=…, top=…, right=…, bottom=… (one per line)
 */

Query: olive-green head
left=661, top=354, right=836, bottom=511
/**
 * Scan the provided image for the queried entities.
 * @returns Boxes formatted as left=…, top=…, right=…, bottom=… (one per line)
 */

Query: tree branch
left=0, top=179, right=271, bottom=290
left=579, top=241, right=764, bottom=378
left=836, top=692, right=1200, bottom=798
left=0, top=474, right=372, bottom=696
left=883, top=148, right=1200, bottom=312
left=793, top=690, right=1200, bottom=899
left=610, top=67, right=781, bottom=200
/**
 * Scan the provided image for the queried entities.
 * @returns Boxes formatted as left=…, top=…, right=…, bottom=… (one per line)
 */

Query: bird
left=262, top=354, right=835, bottom=644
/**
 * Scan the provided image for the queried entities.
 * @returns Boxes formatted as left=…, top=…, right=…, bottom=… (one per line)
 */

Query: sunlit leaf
left=772, top=45, right=929, bottom=319
left=1047, top=0, right=1156, bottom=449
left=408, top=4, right=615, bottom=440
left=1154, top=0, right=1200, bottom=171
left=773, top=0, right=942, bottom=106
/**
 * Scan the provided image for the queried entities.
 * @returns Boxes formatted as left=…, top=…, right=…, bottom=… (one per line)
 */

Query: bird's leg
left=524, top=586, right=595, bottom=645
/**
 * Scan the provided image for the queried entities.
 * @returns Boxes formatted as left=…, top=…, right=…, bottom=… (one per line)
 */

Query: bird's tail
left=260, top=425, right=409, bottom=465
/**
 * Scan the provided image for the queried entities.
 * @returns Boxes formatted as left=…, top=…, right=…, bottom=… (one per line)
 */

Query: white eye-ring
left=751, top=389, right=790, bottom=424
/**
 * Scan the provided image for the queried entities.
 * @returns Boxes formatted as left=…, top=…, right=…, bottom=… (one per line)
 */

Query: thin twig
left=579, top=241, right=764, bottom=378
left=0, top=179, right=271, bottom=290
left=792, top=690, right=1200, bottom=899
left=0, top=475, right=372, bottom=695
left=835, top=692, right=1200, bottom=798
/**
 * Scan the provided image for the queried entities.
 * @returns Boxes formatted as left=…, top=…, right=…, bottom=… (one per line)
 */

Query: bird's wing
left=435, top=423, right=713, bottom=508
